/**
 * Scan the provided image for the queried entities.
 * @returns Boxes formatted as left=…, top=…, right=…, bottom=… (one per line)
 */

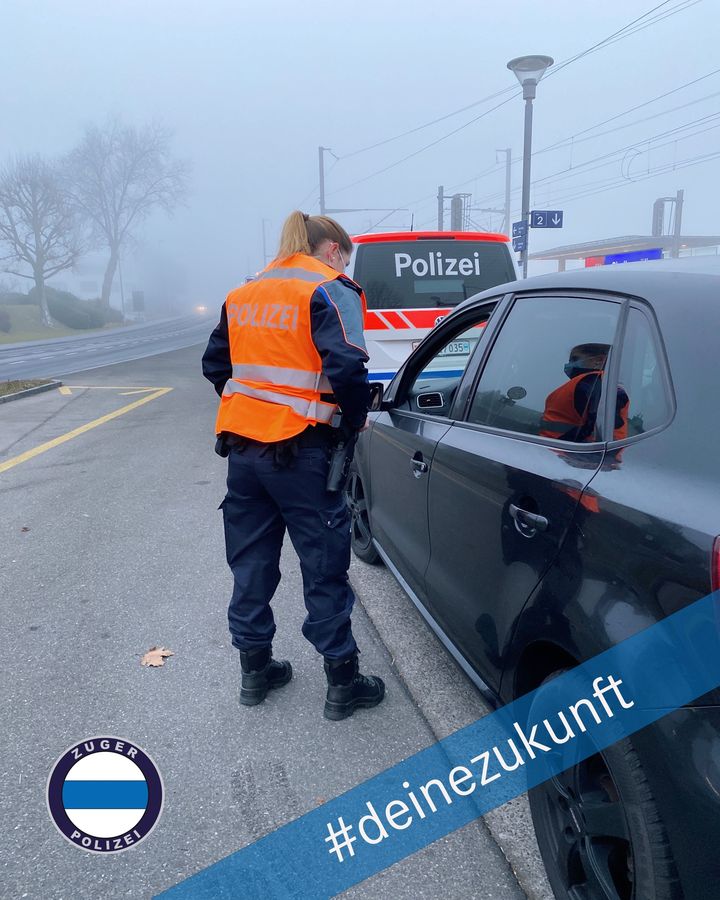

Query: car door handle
left=509, top=503, right=548, bottom=533
left=411, top=459, right=429, bottom=476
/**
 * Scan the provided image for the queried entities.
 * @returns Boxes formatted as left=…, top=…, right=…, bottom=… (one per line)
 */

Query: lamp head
left=507, top=55, right=554, bottom=99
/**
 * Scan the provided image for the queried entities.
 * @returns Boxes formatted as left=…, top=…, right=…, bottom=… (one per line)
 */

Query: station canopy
left=529, top=234, right=720, bottom=270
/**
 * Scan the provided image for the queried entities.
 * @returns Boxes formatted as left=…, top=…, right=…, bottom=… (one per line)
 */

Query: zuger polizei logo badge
left=47, top=736, right=163, bottom=852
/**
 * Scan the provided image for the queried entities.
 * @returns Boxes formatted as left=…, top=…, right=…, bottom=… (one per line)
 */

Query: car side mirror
left=369, top=382, right=386, bottom=412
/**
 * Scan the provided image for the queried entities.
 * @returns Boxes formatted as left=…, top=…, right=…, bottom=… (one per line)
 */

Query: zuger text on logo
left=394, top=251, right=483, bottom=278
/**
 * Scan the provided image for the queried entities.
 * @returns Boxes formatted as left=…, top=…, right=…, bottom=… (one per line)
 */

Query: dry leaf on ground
left=141, top=646, right=174, bottom=667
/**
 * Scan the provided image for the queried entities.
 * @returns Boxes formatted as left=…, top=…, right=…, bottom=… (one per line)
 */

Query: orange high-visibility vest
left=540, top=371, right=628, bottom=442
left=215, top=253, right=366, bottom=443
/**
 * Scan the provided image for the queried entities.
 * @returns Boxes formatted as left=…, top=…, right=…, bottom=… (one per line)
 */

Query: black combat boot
left=323, top=652, right=385, bottom=720
left=239, top=647, right=292, bottom=706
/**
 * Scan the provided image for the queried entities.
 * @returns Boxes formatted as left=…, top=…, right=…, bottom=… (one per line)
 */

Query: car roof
left=352, top=231, right=509, bottom=244
left=459, top=255, right=720, bottom=311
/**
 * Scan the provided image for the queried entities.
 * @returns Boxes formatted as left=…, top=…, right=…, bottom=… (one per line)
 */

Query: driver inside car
left=540, top=343, right=629, bottom=443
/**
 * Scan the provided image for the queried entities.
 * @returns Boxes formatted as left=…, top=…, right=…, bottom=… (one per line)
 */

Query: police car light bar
left=351, top=231, right=510, bottom=244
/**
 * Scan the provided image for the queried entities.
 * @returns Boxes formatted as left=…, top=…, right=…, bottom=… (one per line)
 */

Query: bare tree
left=67, top=120, right=187, bottom=307
left=0, top=155, right=83, bottom=326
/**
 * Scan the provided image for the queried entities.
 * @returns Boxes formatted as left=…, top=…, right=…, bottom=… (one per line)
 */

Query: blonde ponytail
left=276, top=210, right=312, bottom=258
left=275, top=211, right=353, bottom=262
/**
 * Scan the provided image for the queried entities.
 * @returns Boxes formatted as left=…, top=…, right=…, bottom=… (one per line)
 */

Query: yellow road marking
left=0, top=388, right=173, bottom=474
left=119, top=389, right=159, bottom=396
left=58, top=386, right=72, bottom=395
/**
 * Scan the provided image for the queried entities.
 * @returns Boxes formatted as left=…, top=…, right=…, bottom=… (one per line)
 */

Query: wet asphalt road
left=0, top=343, right=530, bottom=900
left=0, top=314, right=216, bottom=381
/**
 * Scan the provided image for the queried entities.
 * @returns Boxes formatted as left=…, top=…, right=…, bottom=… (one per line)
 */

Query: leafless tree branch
left=65, top=118, right=189, bottom=305
left=0, top=155, right=84, bottom=325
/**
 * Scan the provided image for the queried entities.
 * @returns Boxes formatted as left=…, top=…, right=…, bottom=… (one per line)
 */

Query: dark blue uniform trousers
left=220, top=442, right=359, bottom=660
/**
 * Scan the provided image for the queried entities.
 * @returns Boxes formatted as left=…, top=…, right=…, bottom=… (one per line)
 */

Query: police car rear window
left=353, top=240, right=515, bottom=310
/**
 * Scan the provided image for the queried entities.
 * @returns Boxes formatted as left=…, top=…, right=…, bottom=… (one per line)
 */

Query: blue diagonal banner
left=156, top=592, right=720, bottom=900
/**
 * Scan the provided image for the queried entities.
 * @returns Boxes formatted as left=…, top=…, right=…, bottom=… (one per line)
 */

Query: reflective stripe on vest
left=222, top=380, right=337, bottom=423
left=231, top=363, right=333, bottom=393
left=253, top=267, right=327, bottom=284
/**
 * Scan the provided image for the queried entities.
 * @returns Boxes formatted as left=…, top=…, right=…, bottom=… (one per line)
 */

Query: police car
left=347, top=231, right=515, bottom=383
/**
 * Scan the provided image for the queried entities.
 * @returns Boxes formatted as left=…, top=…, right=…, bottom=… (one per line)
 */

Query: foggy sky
left=3, top=0, right=719, bottom=309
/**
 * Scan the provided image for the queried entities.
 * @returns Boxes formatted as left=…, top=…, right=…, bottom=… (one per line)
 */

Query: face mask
left=564, top=362, right=584, bottom=379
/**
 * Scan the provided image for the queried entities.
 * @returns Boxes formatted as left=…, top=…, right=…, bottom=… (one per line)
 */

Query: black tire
left=528, top=671, right=682, bottom=900
left=344, top=466, right=381, bottom=565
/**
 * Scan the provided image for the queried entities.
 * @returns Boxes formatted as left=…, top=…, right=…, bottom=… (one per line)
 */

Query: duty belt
left=223, top=425, right=334, bottom=451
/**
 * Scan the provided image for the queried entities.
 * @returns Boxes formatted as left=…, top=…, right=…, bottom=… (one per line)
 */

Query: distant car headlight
left=195, top=305, right=208, bottom=313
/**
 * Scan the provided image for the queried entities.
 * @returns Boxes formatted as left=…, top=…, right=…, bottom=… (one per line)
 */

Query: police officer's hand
left=359, top=417, right=370, bottom=432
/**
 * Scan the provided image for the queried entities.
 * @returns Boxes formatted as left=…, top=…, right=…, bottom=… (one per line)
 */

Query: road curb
left=0, top=380, right=63, bottom=404
left=349, top=558, right=553, bottom=900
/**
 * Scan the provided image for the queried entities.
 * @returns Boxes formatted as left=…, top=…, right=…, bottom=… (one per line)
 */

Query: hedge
left=27, top=286, right=121, bottom=329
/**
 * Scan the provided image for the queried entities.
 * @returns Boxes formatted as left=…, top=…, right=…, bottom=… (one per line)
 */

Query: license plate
left=439, top=340, right=471, bottom=356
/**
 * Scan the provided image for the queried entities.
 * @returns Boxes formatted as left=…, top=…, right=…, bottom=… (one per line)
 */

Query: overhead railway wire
left=343, top=0, right=698, bottom=166
left=339, top=85, right=518, bottom=162
left=539, top=148, right=720, bottom=206
left=541, top=0, right=702, bottom=82
left=411, top=147, right=720, bottom=232
left=419, top=69, right=720, bottom=213
left=325, top=0, right=703, bottom=199
left=536, top=66, right=720, bottom=156
left=469, top=111, right=720, bottom=208
left=371, top=102, right=720, bottom=231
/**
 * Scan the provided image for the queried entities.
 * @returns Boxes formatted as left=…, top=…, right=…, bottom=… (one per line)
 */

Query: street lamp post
left=507, top=55, right=553, bottom=278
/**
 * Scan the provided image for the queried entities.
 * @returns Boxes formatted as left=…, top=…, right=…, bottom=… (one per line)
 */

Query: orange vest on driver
left=215, top=253, right=366, bottom=443
left=540, top=371, right=629, bottom=442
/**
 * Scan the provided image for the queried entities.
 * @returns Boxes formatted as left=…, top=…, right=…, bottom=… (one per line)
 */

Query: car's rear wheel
left=345, top=467, right=381, bottom=565
left=529, top=672, right=682, bottom=900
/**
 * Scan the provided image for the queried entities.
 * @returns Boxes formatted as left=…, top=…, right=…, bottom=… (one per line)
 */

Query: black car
left=347, top=259, right=720, bottom=900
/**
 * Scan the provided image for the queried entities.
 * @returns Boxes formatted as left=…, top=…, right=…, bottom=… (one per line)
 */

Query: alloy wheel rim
left=345, top=471, right=372, bottom=550
left=535, top=750, right=634, bottom=900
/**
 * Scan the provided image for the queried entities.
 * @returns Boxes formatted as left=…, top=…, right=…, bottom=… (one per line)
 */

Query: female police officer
left=202, top=211, right=385, bottom=720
